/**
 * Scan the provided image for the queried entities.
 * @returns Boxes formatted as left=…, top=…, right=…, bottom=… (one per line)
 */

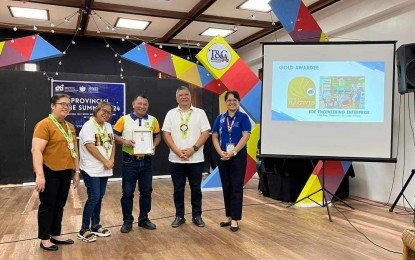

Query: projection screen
left=261, top=41, right=396, bottom=161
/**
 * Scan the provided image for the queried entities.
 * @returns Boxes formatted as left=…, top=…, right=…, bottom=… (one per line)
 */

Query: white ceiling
left=0, top=0, right=340, bottom=49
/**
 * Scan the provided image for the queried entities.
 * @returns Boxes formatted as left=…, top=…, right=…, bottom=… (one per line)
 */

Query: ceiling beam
left=234, top=25, right=282, bottom=49
left=197, top=15, right=274, bottom=28
left=308, top=0, right=342, bottom=12
left=91, top=2, right=188, bottom=20
left=77, top=0, right=93, bottom=35
left=19, top=0, right=84, bottom=8
left=160, top=0, right=216, bottom=43
left=0, top=23, right=78, bottom=36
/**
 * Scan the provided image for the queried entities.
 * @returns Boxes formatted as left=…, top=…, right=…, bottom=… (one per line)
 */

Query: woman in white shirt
left=78, top=102, right=115, bottom=242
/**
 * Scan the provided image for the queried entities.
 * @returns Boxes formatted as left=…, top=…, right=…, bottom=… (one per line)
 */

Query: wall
left=238, top=0, right=415, bottom=206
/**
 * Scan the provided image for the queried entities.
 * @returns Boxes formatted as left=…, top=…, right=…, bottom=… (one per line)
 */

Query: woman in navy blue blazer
left=212, top=91, right=251, bottom=232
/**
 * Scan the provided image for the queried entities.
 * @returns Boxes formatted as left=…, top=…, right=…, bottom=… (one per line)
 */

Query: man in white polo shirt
left=162, top=86, right=211, bottom=228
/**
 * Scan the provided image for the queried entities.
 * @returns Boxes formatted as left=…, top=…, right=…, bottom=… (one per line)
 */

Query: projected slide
left=271, top=61, right=385, bottom=123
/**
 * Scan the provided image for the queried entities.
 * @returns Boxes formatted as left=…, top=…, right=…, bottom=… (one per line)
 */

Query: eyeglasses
left=55, top=102, right=71, bottom=108
left=226, top=99, right=239, bottom=103
left=100, top=109, right=112, bottom=115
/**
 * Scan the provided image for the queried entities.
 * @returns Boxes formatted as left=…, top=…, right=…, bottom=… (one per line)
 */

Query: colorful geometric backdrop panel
left=269, top=0, right=328, bottom=42
left=0, top=35, right=61, bottom=68
left=122, top=43, right=224, bottom=95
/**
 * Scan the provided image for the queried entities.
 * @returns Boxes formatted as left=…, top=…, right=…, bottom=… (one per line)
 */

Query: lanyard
left=226, top=115, right=236, bottom=143
left=48, top=114, right=77, bottom=158
left=179, top=109, right=192, bottom=138
left=90, top=117, right=111, bottom=157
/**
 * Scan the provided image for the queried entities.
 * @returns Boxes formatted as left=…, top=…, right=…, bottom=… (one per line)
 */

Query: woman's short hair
left=224, top=90, right=240, bottom=102
left=93, top=101, right=114, bottom=116
left=50, top=94, right=70, bottom=104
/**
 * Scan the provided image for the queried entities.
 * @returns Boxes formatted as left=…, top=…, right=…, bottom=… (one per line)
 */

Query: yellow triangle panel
left=219, top=91, right=227, bottom=113
left=0, top=42, right=4, bottom=55
left=196, top=36, right=239, bottom=79
left=320, top=32, right=329, bottom=42
left=172, top=55, right=196, bottom=77
left=177, top=64, right=202, bottom=87
left=295, top=174, right=323, bottom=207
left=248, top=124, right=260, bottom=160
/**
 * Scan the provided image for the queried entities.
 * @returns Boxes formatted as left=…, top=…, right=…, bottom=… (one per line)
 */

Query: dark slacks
left=218, top=149, right=247, bottom=221
left=121, top=153, right=153, bottom=223
left=170, top=162, right=204, bottom=218
left=37, top=165, right=72, bottom=240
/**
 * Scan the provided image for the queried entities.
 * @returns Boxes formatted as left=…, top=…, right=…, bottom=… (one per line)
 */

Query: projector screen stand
left=389, top=169, right=415, bottom=213
left=288, top=159, right=354, bottom=222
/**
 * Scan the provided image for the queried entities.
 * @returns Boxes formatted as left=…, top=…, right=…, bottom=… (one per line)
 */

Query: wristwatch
left=193, top=145, right=199, bottom=152
left=232, top=150, right=237, bottom=156
left=75, top=170, right=81, bottom=174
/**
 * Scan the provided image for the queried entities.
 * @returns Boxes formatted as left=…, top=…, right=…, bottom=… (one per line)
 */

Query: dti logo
left=88, top=86, right=99, bottom=93
left=55, top=84, right=64, bottom=91
left=207, top=43, right=231, bottom=70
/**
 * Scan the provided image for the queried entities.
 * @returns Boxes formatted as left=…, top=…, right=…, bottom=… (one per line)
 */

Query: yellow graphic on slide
left=287, top=77, right=316, bottom=108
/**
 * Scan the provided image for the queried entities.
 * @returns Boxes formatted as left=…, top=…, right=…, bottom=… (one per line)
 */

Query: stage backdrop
left=0, top=70, right=218, bottom=184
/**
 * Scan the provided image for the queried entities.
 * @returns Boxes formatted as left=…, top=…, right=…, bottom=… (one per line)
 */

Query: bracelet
left=75, top=170, right=81, bottom=174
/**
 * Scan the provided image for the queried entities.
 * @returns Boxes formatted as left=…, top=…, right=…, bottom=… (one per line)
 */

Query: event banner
left=51, top=80, right=125, bottom=133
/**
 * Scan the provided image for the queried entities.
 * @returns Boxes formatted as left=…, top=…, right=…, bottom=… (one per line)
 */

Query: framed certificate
left=133, top=130, right=154, bottom=155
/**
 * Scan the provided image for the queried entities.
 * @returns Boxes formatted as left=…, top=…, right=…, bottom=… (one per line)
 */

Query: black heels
left=50, top=237, right=74, bottom=245
left=40, top=242, right=58, bottom=251
left=220, top=221, right=231, bottom=227
left=230, top=223, right=239, bottom=232
left=220, top=220, right=239, bottom=232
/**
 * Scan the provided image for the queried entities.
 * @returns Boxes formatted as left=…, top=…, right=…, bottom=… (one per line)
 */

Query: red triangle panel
left=293, top=2, right=322, bottom=32
left=6, top=35, right=36, bottom=59
left=145, top=44, right=171, bottom=67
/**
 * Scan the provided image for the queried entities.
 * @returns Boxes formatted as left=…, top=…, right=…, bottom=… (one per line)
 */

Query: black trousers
left=36, top=165, right=72, bottom=240
left=218, top=149, right=247, bottom=221
left=170, top=162, right=204, bottom=218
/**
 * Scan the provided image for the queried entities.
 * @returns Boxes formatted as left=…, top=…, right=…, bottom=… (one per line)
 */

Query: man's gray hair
left=176, top=86, right=190, bottom=96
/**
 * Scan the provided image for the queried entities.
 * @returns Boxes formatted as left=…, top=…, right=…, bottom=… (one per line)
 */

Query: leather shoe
left=40, top=242, right=58, bottom=251
left=230, top=223, right=239, bottom=232
left=138, top=218, right=156, bottom=230
left=192, top=216, right=205, bottom=227
left=171, top=216, right=186, bottom=228
left=50, top=237, right=74, bottom=245
left=220, top=221, right=231, bottom=227
left=120, top=222, right=132, bottom=233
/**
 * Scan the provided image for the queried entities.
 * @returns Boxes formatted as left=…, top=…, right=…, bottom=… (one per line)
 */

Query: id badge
left=226, top=143, right=235, bottom=153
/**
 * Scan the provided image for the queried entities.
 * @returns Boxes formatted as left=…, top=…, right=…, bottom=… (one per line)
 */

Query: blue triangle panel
left=30, top=36, right=62, bottom=62
left=201, top=167, right=222, bottom=189
left=197, top=65, right=215, bottom=87
left=269, top=0, right=302, bottom=33
left=341, top=161, right=352, bottom=173
left=122, top=43, right=150, bottom=68
left=240, top=80, right=261, bottom=123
